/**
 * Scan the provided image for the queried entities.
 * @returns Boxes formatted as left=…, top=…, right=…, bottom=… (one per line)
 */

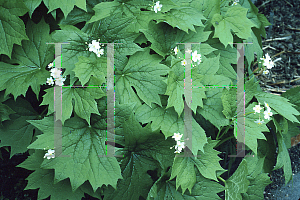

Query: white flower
left=266, top=60, right=274, bottom=69
left=46, top=77, right=54, bottom=86
left=253, top=103, right=263, bottom=114
left=174, top=46, right=178, bottom=55
left=263, top=70, right=269, bottom=75
left=265, top=53, right=271, bottom=62
left=192, top=50, right=201, bottom=63
left=44, top=149, right=55, bottom=159
left=185, top=49, right=192, bottom=54
left=153, top=1, right=162, bottom=13
left=172, top=133, right=183, bottom=141
left=254, top=119, right=264, bottom=125
left=50, top=68, right=61, bottom=79
left=264, top=102, right=270, bottom=110
left=175, top=141, right=185, bottom=152
left=95, top=48, right=104, bottom=57
left=88, top=40, right=100, bottom=52
left=55, top=77, right=66, bottom=86
left=174, top=149, right=181, bottom=154
left=47, top=62, right=54, bottom=69
left=264, top=109, right=273, bottom=120
left=181, top=59, right=187, bottom=66
left=260, top=53, right=274, bottom=69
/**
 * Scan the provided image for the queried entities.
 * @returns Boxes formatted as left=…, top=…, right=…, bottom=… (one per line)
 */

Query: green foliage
left=0, top=0, right=29, bottom=58
left=0, top=0, right=299, bottom=199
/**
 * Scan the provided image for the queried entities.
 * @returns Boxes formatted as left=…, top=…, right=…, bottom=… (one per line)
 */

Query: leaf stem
left=218, top=176, right=226, bottom=183
left=215, top=136, right=235, bottom=148
left=39, top=107, right=48, bottom=117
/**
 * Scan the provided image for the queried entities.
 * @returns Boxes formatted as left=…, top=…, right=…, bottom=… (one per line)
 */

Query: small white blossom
left=174, top=46, right=179, bottom=55
left=89, top=40, right=100, bottom=52
left=175, top=141, right=185, bottom=152
left=172, top=133, right=183, bottom=141
left=46, top=77, right=54, bottom=86
left=254, top=119, right=264, bottom=125
left=264, top=102, right=270, bottom=110
left=264, top=109, right=273, bottom=120
left=50, top=68, right=62, bottom=79
left=181, top=59, right=187, bottom=66
left=95, top=48, right=104, bottom=57
left=174, top=149, right=181, bottom=154
left=260, top=53, right=274, bottom=69
left=44, top=149, right=55, bottom=159
left=55, top=77, right=66, bottom=86
left=263, top=70, right=269, bottom=75
left=47, top=62, right=54, bottom=69
left=153, top=1, right=162, bottom=13
left=185, top=49, right=192, bottom=54
left=253, top=103, right=263, bottom=114
left=192, top=50, right=201, bottom=63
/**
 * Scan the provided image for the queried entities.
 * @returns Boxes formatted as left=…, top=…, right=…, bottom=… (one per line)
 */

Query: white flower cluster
left=43, top=149, right=55, bottom=159
left=87, top=39, right=104, bottom=57
left=150, top=1, right=162, bottom=13
left=171, top=133, right=185, bottom=154
left=259, top=53, right=281, bottom=75
left=253, top=101, right=273, bottom=124
left=46, top=62, right=66, bottom=86
left=232, top=0, right=239, bottom=5
left=173, top=46, right=202, bottom=68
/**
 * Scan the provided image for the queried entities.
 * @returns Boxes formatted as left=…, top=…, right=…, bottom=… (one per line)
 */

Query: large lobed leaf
left=0, top=0, right=29, bottom=58
left=27, top=115, right=123, bottom=192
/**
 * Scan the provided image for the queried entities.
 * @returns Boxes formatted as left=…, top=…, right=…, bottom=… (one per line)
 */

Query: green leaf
left=103, top=113, right=175, bottom=200
left=234, top=102, right=271, bottom=155
left=0, top=18, right=54, bottom=101
left=59, top=0, right=96, bottom=25
left=164, top=57, right=207, bottom=116
left=46, top=0, right=87, bottom=18
left=135, top=101, right=207, bottom=156
left=255, top=92, right=300, bottom=124
left=148, top=168, right=224, bottom=200
left=225, top=159, right=250, bottom=200
left=273, top=130, right=293, bottom=185
left=17, top=150, right=102, bottom=200
left=170, top=137, right=224, bottom=195
left=242, top=154, right=272, bottom=200
left=244, top=30, right=263, bottom=67
left=196, top=54, right=219, bottom=75
left=206, top=38, right=237, bottom=81
left=141, top=21, right=212, bottom=59
left=0, top=98, right=42, bottom=159
left=196, top=74, right=231, bottom=131
left=244, top=76, right=260, bottom=106
left=0, top=102, right=15, bottom=126
left=0, top=0, right=29, bottom=58
left=88, top=1, right=131, bottom=23
left=211, top=6, right=256, bottom=48
left=221, top=87, right=237, bottom=120
left=272, top=115, right=288, bottom=136
left=194, top=137, right=225, bottom=181
left=27, top=115, right=123, bottom=192
left=40, top=84, right=105, bottom=126
left=115, top=48, right=169, bottom=108
left=190, top=0, right=220, bottom=22
left=23, top=0, right=43, bottom=18
left=73, top=54, right=107, bottom=86
left=50, top=24, right=90, bottom=85
left=282, top=85, right=300, bottom=110
left=154, top=7, right=206, bottom=33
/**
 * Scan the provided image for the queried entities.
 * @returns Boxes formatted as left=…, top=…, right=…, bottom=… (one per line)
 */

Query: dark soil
left=251, top=0, right=300, bottom=199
